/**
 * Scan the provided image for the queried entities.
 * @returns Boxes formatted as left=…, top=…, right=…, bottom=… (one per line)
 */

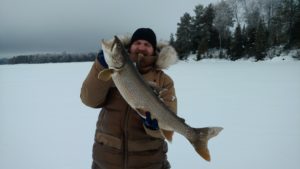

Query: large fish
left=98, top=36, right=223, bottom=161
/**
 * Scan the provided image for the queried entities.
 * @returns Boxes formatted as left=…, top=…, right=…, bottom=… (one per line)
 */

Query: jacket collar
left=115, top=35, right=178, bottom=70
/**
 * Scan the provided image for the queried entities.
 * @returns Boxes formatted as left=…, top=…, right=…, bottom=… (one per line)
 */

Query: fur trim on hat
left=110, top=35, right=178, bottom=70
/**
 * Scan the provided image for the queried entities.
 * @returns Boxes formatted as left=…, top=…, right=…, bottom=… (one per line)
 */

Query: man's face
left=129, top=40, right=154, bottom=62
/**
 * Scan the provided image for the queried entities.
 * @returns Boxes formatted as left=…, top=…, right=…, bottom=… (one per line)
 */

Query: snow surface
left=1, top=58, right=300, bottom=169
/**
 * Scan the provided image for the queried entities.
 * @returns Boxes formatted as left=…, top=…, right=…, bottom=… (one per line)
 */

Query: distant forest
left=0, top=52, right=96, bottom=65
left=1, top=0, right=299, bottom=65
left=170, top=0, right=300, bottom=61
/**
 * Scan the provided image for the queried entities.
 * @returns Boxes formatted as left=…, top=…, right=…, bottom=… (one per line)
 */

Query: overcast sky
left=0, top=0, right=219, bottom=57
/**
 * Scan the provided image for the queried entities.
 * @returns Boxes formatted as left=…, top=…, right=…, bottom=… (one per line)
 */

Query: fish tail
left=189, top=127, right=223, bottom=161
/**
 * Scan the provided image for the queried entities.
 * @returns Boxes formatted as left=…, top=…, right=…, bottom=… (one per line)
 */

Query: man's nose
left=137, top=44, right=146, bottom=51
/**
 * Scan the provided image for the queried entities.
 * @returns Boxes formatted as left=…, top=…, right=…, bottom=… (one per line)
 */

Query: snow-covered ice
left=0, top=58, right=299, bottom=169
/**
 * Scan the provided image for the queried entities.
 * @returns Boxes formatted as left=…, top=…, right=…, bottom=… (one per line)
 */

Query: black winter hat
left=129, top=28, right=157, bottom=51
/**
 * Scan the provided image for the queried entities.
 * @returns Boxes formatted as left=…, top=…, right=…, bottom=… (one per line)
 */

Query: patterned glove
left=143, top=112, right=159, bottom=130
left=97, top=50, right=108, bottom=68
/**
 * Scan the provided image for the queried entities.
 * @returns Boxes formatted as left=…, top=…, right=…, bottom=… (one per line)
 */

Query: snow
left=1, top=58, right=300, bottom=169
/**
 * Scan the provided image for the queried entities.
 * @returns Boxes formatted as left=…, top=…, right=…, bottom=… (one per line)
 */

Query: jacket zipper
left=123, top=106, right=130, bottom=169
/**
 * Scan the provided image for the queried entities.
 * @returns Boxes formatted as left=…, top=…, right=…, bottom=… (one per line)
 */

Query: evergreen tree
left=245, top=26, right=257, bottom=57
left=203, top=4, right=219, bottom=49
left=255, top=19, right=268, bottom=60
left=283, top=0, right=298, bottom=47
left=290, top=0, right=300, bottom=47
left=263, top=0, right=281, bottom=46
left=244, top=7, right=261, bottom=57
left=230, top=24, right=245, bottom=60
left=174, top=12, right=193, bottom=59
left=190, top=4, right=205, bottom=53
left=274, top=0, right=299, bottom=47
left=194, top=4, right=218, bottom=59
left=268, top=17, right=280, bottom=46
left=169, top=33, right=175, bottom=47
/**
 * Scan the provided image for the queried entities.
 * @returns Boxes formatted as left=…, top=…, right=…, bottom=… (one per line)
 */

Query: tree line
left=0, top=52, right=96, bottom=65
left=170, top=0, right=300, bottom=61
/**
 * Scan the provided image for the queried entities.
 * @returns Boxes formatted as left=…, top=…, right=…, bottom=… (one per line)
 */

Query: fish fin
left=162, top=130, right=174, bottom=142
left=147, top=81, right=161, bottom=94
left=147, top=81, right=159, bottom=88
left=98, top=69, right=114, bottom=81
left=147, top=81, right=168, bottom=101
left=189, top=127, right=223, bottom=161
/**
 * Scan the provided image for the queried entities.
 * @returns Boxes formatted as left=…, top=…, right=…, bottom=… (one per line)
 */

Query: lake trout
left=98, top=36, right=223, bottom=161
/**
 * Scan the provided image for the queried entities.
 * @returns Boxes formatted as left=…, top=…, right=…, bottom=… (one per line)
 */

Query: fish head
left=101, top=36, right=126, bottom=69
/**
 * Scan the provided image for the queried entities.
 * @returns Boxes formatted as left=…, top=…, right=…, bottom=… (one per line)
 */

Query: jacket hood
left=115, top=35, right=178, bottom=70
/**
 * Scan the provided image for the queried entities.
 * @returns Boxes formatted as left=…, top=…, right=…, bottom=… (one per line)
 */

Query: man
left=80, top=28, right=178, bottom=169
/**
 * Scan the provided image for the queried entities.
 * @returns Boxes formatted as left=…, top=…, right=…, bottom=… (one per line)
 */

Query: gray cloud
left=0, top=0, right=219, bottom=57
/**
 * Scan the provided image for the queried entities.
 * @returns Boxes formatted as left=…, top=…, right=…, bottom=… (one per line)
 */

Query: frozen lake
left=1, top=59, right=299, bottom=169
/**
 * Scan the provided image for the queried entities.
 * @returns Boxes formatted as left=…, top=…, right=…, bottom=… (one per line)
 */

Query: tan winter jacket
left=80, top=38, right=178, bottom=169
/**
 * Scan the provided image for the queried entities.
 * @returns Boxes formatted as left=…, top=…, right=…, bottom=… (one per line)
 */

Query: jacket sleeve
left=80, top=58, right=113, bottom=108
left=144, top=72, right=177, bottom=141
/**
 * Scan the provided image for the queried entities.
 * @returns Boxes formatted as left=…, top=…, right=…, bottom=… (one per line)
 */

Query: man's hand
left=143, top=112, right=159, bottom=130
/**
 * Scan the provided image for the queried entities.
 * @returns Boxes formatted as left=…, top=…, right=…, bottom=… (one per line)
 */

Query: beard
left=129, top=52, right=156, bottom=74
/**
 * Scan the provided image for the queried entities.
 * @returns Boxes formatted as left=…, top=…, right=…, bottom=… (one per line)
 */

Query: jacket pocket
left=95, top=132, right=122, bottom=150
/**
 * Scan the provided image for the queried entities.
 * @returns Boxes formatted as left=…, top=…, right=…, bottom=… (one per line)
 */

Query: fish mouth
left=136, top=53, right=145, bottom=68
left=111, top=36, right=118, bottom=51
left=109, top=36, right=126, bottom=70
left=137, top=53, right=145, bottom=58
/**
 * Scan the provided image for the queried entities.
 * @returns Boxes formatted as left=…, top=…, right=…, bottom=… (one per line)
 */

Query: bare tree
left=214, top=0, right=234, bottom=49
